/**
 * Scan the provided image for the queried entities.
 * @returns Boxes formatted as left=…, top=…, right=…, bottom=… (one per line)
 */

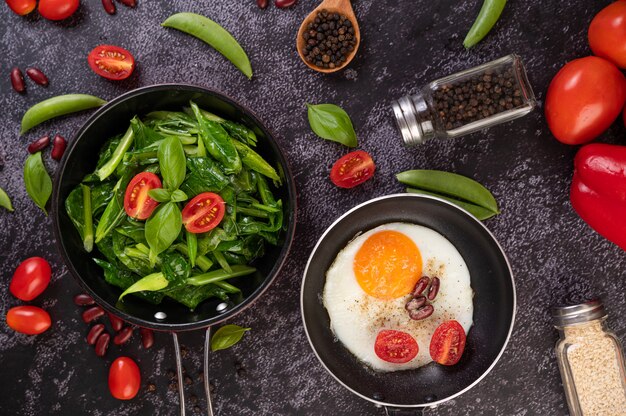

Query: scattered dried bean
left=118, top=0, right=136, bottom=7
left=95, top=332, right=110, bottom=356
left=73, top=293, right=95, bottom=306
left=428, top=277, right=440, bottom=301
left=82, top=306, right=105, bottom=323
left=87, top=323, right=105, bottom=345
left=256, top=0, right=268, bottom=8
left=140, top=328, right=154, bottom=349
left=113, top=326, right=134, bottom=345
left=108, top=312, right=124, bottom=332
left=25, top=68, right=49, bottom=87
left=408, top=304, right=434, bottom=321
left=412, top=276, right=430, bottom=297
left=11, top=68, right=25, bottom=93
left=275, top=0, right=296, bottom=8
left=102, top=0, right=116, bottom=14
left=27, top=136, right=50, bottom=154
left=405, top=295, right=427, bottom=312
left=51, top=135, right=67, bottom=161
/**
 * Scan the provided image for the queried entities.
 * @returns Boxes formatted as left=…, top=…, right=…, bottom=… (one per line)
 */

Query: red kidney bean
left=274, top=0, right=296, bottom=8
left=405, top=295, right=426, bottom=312
left=73, top=293, right=95, bottom=306
left=118, top=0, right=136, bottom=7
left=102, top=0, right=116, bottom=14
left=11, top=68, right=25, bottom=93
left=87, top=324, right=105, bottom=345
left=108, top=312, right=124, bottom=332
left=27, top=136, right=50, bottom=154
left=257, top=0, right=268, bottom=8
left=140, top=328, right=154, bottom=349
left=113, top=326, right=134, bottom=345
left=95, top=332, right=110, bottom=357
left=427, top=277, right=440, bottom=301
left=408, top=304, right=434, bottom=321
left=82, top=306, right=105, bottom=323
left=412, top=276, right=430, bottom=297
left=25, top=68, right=49, bottom=87
left=51, top=134, right=67, bottom=161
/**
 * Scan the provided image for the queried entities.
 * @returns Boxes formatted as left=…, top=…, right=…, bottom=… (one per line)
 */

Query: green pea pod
left=21, top=94, right=106, bottom=134
left=0, top=187, right=14, bottom=212
left=119, top=272, right=169, bottom=301
left=24, top=152, right=52, bottom=215
left=463, top=0, right=507, bottom=49
left=232, top=140, right=280, bottom=183
left=406, top=188, right=496, bottom=220
left=162, top=12, right=253, bottom=79
left=186, top=265, right=256, bottom=286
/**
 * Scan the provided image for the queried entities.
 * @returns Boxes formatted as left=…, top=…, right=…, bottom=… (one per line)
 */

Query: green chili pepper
left=186, top=265, right=256, bottom=286
left=21, top=94, right=106, bottom=134
left=463, top=0, right=507, bottom=49
left=96, top=126, right=134, bottom=181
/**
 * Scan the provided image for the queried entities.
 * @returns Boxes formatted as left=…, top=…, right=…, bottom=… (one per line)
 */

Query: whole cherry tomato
left=429, top=320, right=467, bottom=366
left=5, top=0, right=36, bottom=15
left=374, top=329, right=418, bottom=363
left=87, top=45, right=136, bottom=81
left=6, top=306, right=52, bottom=335
left=589, top=1, right=626, bottom=69
left=38, top=0, right=79, bottom=21
left=329, top=150, right=375, bottom=189
left=109, top=357, right=141, bottom=400
left=10, top=257, right=51, bottom=301
left=545, top=56, right=626, bottom=145
left=182, top=192, right=225, bottom=233
left=123, top=172, right=162, bottom=220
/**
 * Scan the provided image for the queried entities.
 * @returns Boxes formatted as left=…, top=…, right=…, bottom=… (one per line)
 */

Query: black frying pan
left=301, top=194, right=515, bottom=414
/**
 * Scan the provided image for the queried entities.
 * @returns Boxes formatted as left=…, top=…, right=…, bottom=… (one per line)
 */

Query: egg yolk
left=353, top=230, right=422, bottom=300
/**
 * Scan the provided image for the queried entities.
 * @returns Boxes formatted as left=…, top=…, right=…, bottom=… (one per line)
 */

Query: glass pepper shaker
left=391, top=54, right=536, bottom=146
left=552, top=300, right=626, bottom=416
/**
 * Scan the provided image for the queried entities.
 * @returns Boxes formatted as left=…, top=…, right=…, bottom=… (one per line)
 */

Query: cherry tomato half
left=87, top=45, right=135, bottom=81
left=329, top=150, right=375, bottom=189
left=589, top=1, right=626, bottom=69
left=5, top=0, right=36, bottom=15
left=109, top=357, right=141, bottom=400
left=429, top=320, right=467, bottom=366
left=6, top=306, right=52, bottom=335
left=182, top=192, right=225, bottom=234
left=10, top=257, right=52, bottom=301
left=124, top=172, right=162, bottom=220
left=374, top=329, right=419, bottom=364
left=38, top=0, right=79, bottom=21
left=545, top=56, right=626, bottom=145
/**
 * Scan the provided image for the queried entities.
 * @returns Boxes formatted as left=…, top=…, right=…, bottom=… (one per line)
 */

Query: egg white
left=323, top=222, right=473, bottom=372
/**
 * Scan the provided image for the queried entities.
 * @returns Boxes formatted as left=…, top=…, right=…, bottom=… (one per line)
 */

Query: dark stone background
left=1, top=1, right=625, bottom=415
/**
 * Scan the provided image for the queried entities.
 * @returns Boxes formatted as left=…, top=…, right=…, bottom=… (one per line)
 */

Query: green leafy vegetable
left=158, top=136, right=187, bottom=190
left=148, top=188, right=172, bottom=203
left=145, top=202, right=182, bottom=265
left=186, top=230, right=198, bottom=268
left=95, top=176, right=128, bottom=243
left=186, top=265, right=256, bottom=286
left=97, top=126, right=134, bottom=181
left=210, top=324, right=251, bottom=352
left=306, top=103, right=357, bottom=147
left=119, top=272, right=169, bottom=300
left=81, top=185, right=94, bottom=252
left=0, top=187, right=14, bottom=212
left=170, top=189, right=188, bottom=202
left=232, top=140, right=280, bottom=182
left=24, top=152, right=52, bottom=214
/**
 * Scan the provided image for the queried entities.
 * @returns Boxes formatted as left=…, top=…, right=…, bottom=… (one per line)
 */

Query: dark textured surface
left=1, top=1, right=625, bottom=415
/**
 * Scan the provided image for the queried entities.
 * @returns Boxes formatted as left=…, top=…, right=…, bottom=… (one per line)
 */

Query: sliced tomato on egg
left=429, top=320, right=467, bottom=366
left=374, top=329, right=419, bottom=363
left=330, top=150, right=375, bottom=189
left=182, top=192, right=225, bottom=234
left=88, top=45, right=135, bottom=81
left=123, top=172, right=162, bottom=220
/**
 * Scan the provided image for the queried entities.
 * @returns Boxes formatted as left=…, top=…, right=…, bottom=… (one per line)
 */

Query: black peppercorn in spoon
left=296, top=0, right=361, bottom=73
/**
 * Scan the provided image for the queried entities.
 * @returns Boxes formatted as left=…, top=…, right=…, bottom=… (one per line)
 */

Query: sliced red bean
left=87, top=323, right=105, bottom=345
left=113, top=326, right=134, bottom=345
left=118, top=0, right=136, bottom=7
left=408, top=304, right=434, bottom=321
left=257, top=0, right=268, bottom=8
left=27, top=136, right=50, bottom=154
left=427, top=277, right=440, bottom=301
left=10, top=68, right=25, bottom=93
left=73, top=293, right=95, bottom=306
left=274, top=0, right=296, bottom=8
left=405, top=295, right=426, bottom=312
left=140, top=328, right=154, bottom=349
left=108, top=312, right=124, bottom=332
left=95, top=332, right=110, bottom=357
left=82, top=306, right=105, bottom=323
left=51, top=135, right=67, bottom=161
left=102, top=0, right=116, bottom=14
left=412, top=276, right=430, bottom=297
left=25, top=68, right=49, bottom=87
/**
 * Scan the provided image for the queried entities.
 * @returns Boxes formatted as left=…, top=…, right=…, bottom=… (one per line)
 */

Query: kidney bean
left=257, top=0, right=268, bottom=8
left=405, top=295, right=427, bottom=312
left=427, top=277, right=440, bottom=301
left=140, top=328, right=154, bottom=349
left=108, top=313, right=124, bottom=332
left=408, top=304, right=434, bottom=321
left=73, top=293, right=95, bottom=306
left=113, top=326, right=134, bottom=345
left=274, top=0, right=296, bottom=8
left=102, top=0, right=116, bottom=14
left=412, top=276, right=430, bottom=297
left=95, top=332, right=110, bottom=357
left=87, top=324, right=105, bottom=345
left=27, top=136, right=50, bottom=154
left=82, top=306, right=105, bottom=323
left=51, top=134, right=67, bottom=161
left=118, top=0, right=136, bottom=7
left=11, top=68, right=25, bottom=93
left=25, top=68, right=49, bottom=87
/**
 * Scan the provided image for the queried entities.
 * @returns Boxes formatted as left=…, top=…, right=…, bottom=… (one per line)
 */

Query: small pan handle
left=384, top=407, right=425, bottom=416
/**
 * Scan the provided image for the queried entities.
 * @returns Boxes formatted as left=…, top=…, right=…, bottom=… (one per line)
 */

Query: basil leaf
left=306, top=103, right=357, bottom=147
left=24, top=152, right=52, bottom=215
left=170, top=189, right=188, bottom=203
left=145, top=202, right=182, bottom=265
left=158, top=136, right=186, bottom=190
left=0, top=187, right=14, bottom=212
left=119, top=272, right=169, bottom=300
left=148, top=188, right=172, bottom=203
left=210, top=324, right=250, bottom=352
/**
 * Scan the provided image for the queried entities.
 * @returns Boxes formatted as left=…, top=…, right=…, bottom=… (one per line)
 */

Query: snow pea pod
left=232, top=140, right=280, bottom=182
left=406, top=188, right=496, bottom=220
left=463, top=0, right=507, bottom=49
left=21, top=94, right=106, bottom=134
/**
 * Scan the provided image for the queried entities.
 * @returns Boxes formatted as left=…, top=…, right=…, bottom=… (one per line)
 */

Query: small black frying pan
left=301, top=194, right=515, bottom=415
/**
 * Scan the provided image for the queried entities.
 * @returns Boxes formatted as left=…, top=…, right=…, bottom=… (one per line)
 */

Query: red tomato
left=87, top=45, right=135, bottom=81
left=124, top=172, right=162, bottom=220
left=374, top=329, right=419, bottom=363
left=545, top=56, right=626, bottom=145
left=38, top=0, right=79, bottom=20
left=10, top=257, right=52, bottom=301
left=5, top=0, right=36, bottom=15
left=109, top=357, right=141, bottom=400
left=429, top=320, right=467, bottom=366
left=6, top=306, right=52, bottom=335
left=329, top=150, right=375, bottom=189
left=589, top=1, right=626, bottom=69
left=182, top=192, right=225, bottom=233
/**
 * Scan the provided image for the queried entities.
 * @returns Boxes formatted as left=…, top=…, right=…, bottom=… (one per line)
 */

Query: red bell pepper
left=571, top=143, right=626, bottom=250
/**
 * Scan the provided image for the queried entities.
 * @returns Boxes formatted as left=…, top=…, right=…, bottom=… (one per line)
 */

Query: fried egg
left=323, top=222, right=473, bottom=372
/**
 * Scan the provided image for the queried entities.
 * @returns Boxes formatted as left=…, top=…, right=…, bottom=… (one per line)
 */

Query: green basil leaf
left=158, top=136, right=186, bottom=191
left=24, top=152, right=52, bottom=215
left=210, top=324, right=250, bottom=352
left=170, top=189, right=188, bottom=203
left=0, top=187, right=14, bottom=212
left=145, top=202, right=182, bottom=265
left=119, top=272, right=169, bottom=300
left=148, top=188, right=172, bottom=203
left=306, top=103, right=357, bottom=147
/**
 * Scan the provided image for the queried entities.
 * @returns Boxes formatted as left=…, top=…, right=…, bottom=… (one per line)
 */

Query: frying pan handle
left=384, top=407, right=425, bottom=416
left=172, top=333, right=187, bottom=416
left=203, top=327, right=215, bottom=416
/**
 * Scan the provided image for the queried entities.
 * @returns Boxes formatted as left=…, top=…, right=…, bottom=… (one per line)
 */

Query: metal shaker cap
left=552, top=299, right=607, bottom=326
left=392, top=94, right=434, bottom=146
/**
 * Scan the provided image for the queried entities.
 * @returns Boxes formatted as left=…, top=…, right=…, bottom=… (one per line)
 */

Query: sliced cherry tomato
left=38, top=0, right=79, bottom=21
left=429, top=320, right=467, bottom=366
left=182, top=192, right=225, bottom=234
left=87, top=45, right=135, bottom=81
left=109, top=357, right=141, bottom=400
left=589, top=1, right=626, bottom=69
left=10, top=257, right=52, bottom=301
left=374, top=329, right=419, bottom=364
left=330, top=150, right=375, bottom=189
left=123, top=172, right=162, bottom=220
left=5, top=0, right=36, bottom=15
left=6, top=306, right=52, bottom=335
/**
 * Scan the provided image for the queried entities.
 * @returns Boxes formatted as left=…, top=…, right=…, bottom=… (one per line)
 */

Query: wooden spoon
left=296, top=0, right=361, bottom=73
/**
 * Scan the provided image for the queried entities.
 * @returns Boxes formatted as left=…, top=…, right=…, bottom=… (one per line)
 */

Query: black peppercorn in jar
left=392, top=54, right=536, bottom=146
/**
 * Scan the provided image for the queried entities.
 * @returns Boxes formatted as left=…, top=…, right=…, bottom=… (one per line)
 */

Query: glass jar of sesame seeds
left=552, top=300, right=626, bottom=416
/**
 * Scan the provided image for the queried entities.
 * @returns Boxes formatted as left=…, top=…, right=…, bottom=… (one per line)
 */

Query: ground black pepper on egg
left=302, top=9, right=357, bottom=69
left=432, top=67, right=524, bottom=130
